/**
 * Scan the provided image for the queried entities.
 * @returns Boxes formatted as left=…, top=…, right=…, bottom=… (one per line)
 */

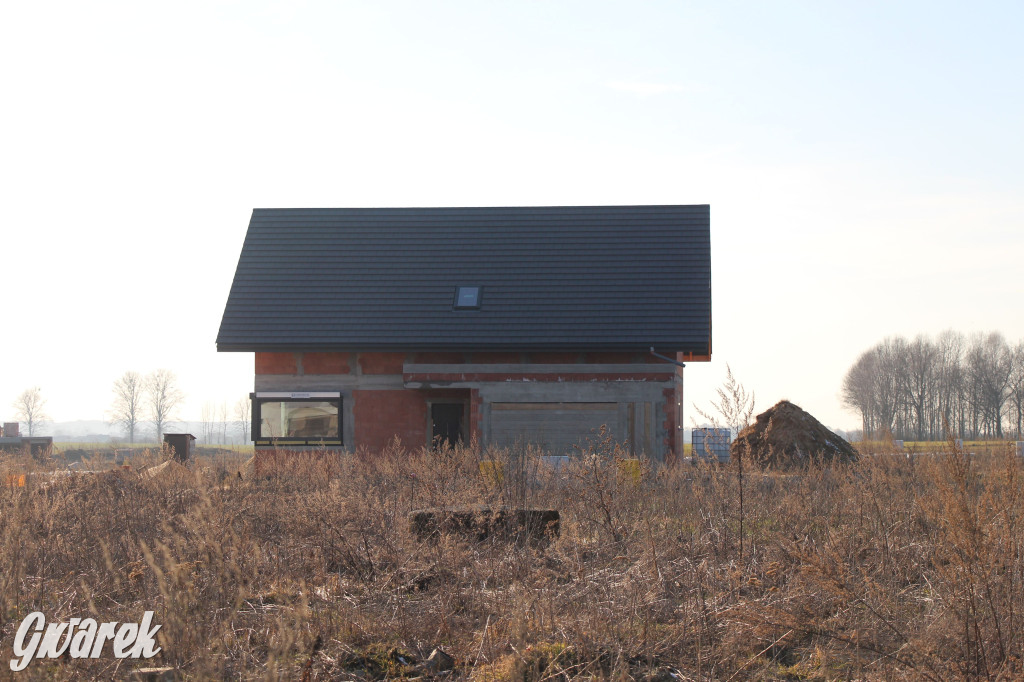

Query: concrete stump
left=409, top=505, right=559, bottom=543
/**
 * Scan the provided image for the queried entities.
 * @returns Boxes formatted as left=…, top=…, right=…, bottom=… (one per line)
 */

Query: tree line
left=10, top=372, right=251, bottom=444
left=109, top=369, right=184, bottom=442
left=110, top=370, right=250, bottom=444
left=198, top=397, right=251, bottom=445
left=842, top=331, right=1024, bottom=441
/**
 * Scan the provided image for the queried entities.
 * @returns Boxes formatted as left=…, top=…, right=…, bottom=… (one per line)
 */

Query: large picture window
left=251, top=392, right=342, bottom=445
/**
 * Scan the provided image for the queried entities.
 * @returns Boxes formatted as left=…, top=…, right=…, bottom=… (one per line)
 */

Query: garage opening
left=489, top=402, right=620, bottom=455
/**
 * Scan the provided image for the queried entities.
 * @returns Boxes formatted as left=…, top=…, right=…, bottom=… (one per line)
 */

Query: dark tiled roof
left=216, top=205, right=711, bottom=354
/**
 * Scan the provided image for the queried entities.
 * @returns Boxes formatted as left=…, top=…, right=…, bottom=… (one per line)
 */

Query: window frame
left=453, top=285, right=482, bottom=310
left=251, top=391, right=343, bottom=446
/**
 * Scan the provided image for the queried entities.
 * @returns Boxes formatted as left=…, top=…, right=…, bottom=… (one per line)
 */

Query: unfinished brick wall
left=468, top=352, right=521, bottom=363
left=529, top=352, right=582, bottom=364
left=255, top=351, right=351, bottom=375
left=255, top=352, right=298, bottom=374
left=411, top=352, right=465, bottom=364
left=585, top=351, right=644, bottom=363
left=358, top=352, right=406, bottom=375
left=253, top=349, right=696, bottom=462
left=352, top=389, right=426, bottom=452
left=303, top=352, right=351, bottom=374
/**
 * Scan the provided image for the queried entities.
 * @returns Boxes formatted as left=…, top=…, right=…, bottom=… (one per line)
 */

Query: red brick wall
left=353, top=389, right=427, bottom=452
left=529, top=352, right=582, bottom=364
left=255, top=347, right=684, bottom=460
left=304, top=352, right=351, bottom=374
left=256, top=352, right=297, bottom=374
left=258, top=350, right=684, bottom=375
left=358, top=352, right=406, bottom=375
left=585, top=352, right=671, bottom=364
left=468, top=352, right=521, bottom=363
left=411, top=352, right=465, bottom=364
left=585, top=351, right=642, bottom=363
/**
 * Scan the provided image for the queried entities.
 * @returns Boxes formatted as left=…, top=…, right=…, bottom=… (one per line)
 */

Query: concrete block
left=409, top=506, right=559, bottom=543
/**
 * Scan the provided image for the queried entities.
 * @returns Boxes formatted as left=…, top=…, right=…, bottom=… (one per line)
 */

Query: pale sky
left=2, top=1, right=1022, bottom=433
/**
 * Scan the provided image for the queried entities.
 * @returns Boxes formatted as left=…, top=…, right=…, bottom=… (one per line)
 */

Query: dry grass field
left=2, top=435, right=1023, bottom=680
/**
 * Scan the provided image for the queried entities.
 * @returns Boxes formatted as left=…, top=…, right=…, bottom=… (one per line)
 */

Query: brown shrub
left=1, top=437, right=1022, bottom=679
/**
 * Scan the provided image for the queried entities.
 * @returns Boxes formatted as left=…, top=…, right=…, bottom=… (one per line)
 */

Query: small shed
left=163, top=433, right=196, bottom=463
left=0, top=436, right=53, bottom=458
left=0, top=423, right=53, bottom=457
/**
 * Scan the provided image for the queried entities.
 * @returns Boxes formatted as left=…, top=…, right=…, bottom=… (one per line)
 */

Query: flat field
left=855, top=439, right=1018, bottom=456
left=2, top=439, right=1022, bottom=680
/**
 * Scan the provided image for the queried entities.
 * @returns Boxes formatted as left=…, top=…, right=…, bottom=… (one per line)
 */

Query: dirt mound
left=143, top=459, right=195, bottom=481
left=731, top=400, right=859, bottom=467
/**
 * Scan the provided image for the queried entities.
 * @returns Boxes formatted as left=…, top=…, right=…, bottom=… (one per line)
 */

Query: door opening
left=430, top=402, right=465, bottom=448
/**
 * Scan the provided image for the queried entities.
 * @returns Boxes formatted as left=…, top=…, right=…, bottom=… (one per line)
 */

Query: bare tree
left=874, top=337, right=906, bottom=437
left=1011, top=341, right=1024, bottom=439
left=842, top=350, right=879, bottom=437
left=147, top=369, right=184, bottom=442
left=903, top=335, right=937, bottom=441
left=935, top=330, right=965, bottom=438
left=218, top=401, right=229, bottom=444
left=973, top=332, right=1014, bottom=438
left=200, top=401, right=216, bottom=444
left=234, top=396, right=251, bottom=443
left=12, top=387, right=48, bottom=436
left=693, top=363, right=756, bottom=436
left=198, top=401, right=230, bottom=444
left=110, top=371, right=144, bottom=443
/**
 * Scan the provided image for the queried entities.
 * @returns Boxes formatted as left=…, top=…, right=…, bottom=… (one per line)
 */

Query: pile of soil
left=143, top=458, right=195, bottom=481
left=731, top=400, right=859, bottom=468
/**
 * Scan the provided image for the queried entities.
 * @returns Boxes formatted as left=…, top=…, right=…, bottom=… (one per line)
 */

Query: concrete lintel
left=403, top=363, right=676, bottom=374
left=404, top=378, right=670, bottom=390
left=478, top=381, right=667, bottom=403
left=255, top=374, right=405, bottom=391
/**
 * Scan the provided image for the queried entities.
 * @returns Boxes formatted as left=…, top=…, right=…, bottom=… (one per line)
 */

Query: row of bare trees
left=199, top=399, right=251, bottom=445
left=110, top=370, right=251, bottom=444
left=7, top=375, right=249, bottom=445
left=842, top=331, right=1024, bottom=440
left=109, top=369, right=185, bottom=442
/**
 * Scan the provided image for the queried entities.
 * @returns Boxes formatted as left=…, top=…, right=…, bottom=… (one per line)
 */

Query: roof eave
left=217, top=341, right=711, bottom=356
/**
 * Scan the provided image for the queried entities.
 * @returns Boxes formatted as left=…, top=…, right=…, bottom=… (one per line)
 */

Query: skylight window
left=454, top=285, right=481, bottom=310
